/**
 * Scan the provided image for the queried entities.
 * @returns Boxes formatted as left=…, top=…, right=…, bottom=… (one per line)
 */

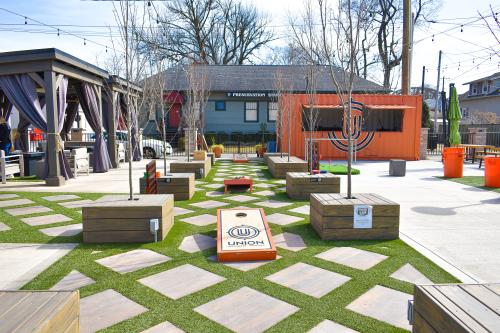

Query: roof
left=463, top=71, right=500, bottom=85
left=159, top=65, right=387, bottom=93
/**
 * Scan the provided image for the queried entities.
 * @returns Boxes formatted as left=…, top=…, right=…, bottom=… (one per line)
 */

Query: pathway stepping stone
left=0, top=193, right=19, bottom=199
left=289, top=205, right=310, bottom=215
left=390, top=263, right=432, bottom=285
left=141, top=321, right=184, bottom=333
left=273, top=232, right=307, bottom=252
left=0, top=198, right=34, bottom=208
left=346, top=285, right=412, bottom=331
left=194, top=286, right=298, bottom=333
left=225, top=194, right=257, bottom=202
left=40, top=223, right=82, bottom=237
left=21, top=214, right=72, bottom=226
left=6, top=205, right=52, bottom=216
left=0, top=222, right=10, bottom=232
left=213, top=177, right=225, bottom=182
left=273, top=180, right=287, bottom=184
left=253, top=190, right=276, bottom=197
left=178, top=234, right=216, bottom=253
left=181, top=214, right=217, bottom=226
left=139, top=264, right=225, bottom=300
left=80, top=289, right=147, bottom=333
left=266, top=213, right=303, bottom=226
left=254, top=200, right=293, bottom=209
left=195, top=181, right=207, bottom=185
left=96, top=249, right=171, bottom=274
left=253, top=183, right=277, bottom=188
left=266, top=262, right=350, bottom=298
left=277, top=186, right=286, bottom=191
left=42, top=194, right=80, bottom=202
left=205, top=191, right=225, bottom=197
left=173, top=207, right=194, bottom=216
left=59, top=199, right=94, bottom=209
left=190, top=200, right=229, bottom=209
left=91, top=251, right=102, bottom=255
left=203, top=183, right=225, bottom=189
left=315, top=247, right=388, bottom=271
left=308, top=320, right=359, bottom=333
left=208, top=255, right=281, bottom=271
left=50, top=269, right=95, bottom=290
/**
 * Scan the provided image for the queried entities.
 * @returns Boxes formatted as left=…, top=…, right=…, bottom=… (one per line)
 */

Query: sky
left=0, top=0, right=499, bottom=94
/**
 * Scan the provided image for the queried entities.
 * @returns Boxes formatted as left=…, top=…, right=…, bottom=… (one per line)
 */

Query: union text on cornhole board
left=217, top=208, right=276, bottom=262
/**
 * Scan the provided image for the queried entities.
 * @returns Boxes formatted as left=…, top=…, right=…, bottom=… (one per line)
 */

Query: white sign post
left=353, top=204, right=373, bottom=229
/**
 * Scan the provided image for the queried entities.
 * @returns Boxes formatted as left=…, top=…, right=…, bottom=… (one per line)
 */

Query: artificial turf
left=0, top=161, right=458, bottom=333
left=320, top=163, right=361, bottom=175
left=445, top=175, right=500, bottom=193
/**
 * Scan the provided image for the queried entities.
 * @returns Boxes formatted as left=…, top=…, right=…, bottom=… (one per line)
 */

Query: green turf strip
left=320, top=164, right=360, bottom=175
left=1, top=160, right=457, bottom=333
left=444, top=176, right=500, bottom=193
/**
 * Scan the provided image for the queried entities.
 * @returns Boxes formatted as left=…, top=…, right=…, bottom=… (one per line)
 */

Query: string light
left=24, top=16, right=27, bottom=24
left=57, top=28, right=60, bottom=36
left=84, top=38, right=86, bottom=46
left=460, top=25, right=463, bottom=32
left=432, top=35, right=434, bottom=42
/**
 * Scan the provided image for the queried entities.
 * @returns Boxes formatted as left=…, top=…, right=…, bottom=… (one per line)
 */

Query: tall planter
left=442, top=147, right=465, bottom=178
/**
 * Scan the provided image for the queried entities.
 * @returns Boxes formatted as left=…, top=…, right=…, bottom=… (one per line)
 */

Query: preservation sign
left=353, top=204, right=373, bottom=229
left=217, top=208, right=276, bottom=262
left=226, top=92, right=278, bottom=98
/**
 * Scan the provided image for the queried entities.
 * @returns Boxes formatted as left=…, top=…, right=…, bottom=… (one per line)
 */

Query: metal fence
left=427, top=131, right=500, bottom=155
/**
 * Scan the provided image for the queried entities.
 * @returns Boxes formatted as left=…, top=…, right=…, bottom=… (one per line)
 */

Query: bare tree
left=478, top=4, right=500, bottom=53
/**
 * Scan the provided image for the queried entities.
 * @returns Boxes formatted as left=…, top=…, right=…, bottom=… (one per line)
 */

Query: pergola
left=0, top=48, right=142, bottom=186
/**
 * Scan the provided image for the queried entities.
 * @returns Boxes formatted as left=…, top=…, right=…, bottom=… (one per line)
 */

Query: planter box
left=286, top=172, right=340, bottom=199
left=82, top=194, right=174, bottom=243
left=310, top=193, right=399, bottom=240
left=139, top=173, right=195, bottom=200
left=263, top=152, right=289, bottom=164
left=412, top=283, right=500, bottom=333
left=0, top=290, right=79, bottom=333
left=268, top=156, right=308, bottom=178
left=170, top=158, right=211, bottom=179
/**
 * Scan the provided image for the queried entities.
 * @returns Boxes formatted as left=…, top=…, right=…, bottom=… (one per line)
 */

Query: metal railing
left=427, top=131, right=500, bottom=155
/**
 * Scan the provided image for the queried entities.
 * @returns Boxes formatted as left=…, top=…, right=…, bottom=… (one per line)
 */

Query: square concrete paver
left=209, top=255, right=281, bottom=271
left=266, top=213, right=303, bottom=226
left=390, top=263, right=432, bottom=285
left=21, top=214, right=72, bottom=226
left=173, top=207, right=194, bottom=216
left=141, top=321, right=184, bottom=333
left=205, top=191, right=225, bottom=197
left=212, top=177, right=225, bottom=182
left=253, top=183, right=277, bottom=188
left=50, top=269, right=95, bottom=290
left=308, top=320, right=359, bottom=333
left=253, top=190, right=276, bottom=197
left=273, top=180, right=287, bottom=185
left=0, top=222, right=11, bottom=232
left=139, top=264, right=225, bottom=300
left=96, top=249, right=171, bottom=274
left=194, top=287, right=298, bottom=333
left=315, top=247, right=388, bottom=271
left=40, top=223, right=82, bottom=237
left=225, top=194, right=258, bottom=202
left=195, top=181, right=207, bottom=185
left=203, top=184, right=225, bottom=189
left=181, top=214, right=217, bottom=226
left=59, top=199, right=94, bottom=209
left=80, top=289, right=148, bottom=333
left=190, top=200, right=229, bottom=209
left=42, top=194, right=80, bottom=202
left=179, top=234, right=216, bottom=253
left=266, top=262, right=351, bottom=298
left=0, top=198, right=34, bottom=208
left=346, top=285, right=412, bottom=331
left=254, top=200, right=293, bottom=209
left=0, top=193, right=19, bottom=199
left=288, top=205, right=310, bottom=215
left=273, top=232, right=307, bottom=252
left=6, top=206, right=53, bottom=216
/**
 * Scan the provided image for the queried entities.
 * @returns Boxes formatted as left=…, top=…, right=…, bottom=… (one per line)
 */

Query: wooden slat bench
left=140, top=173, right=195, bottom=200
left=411, top=283, right=500, bottom=333
left=170, top=158, right=211, bottom=179
left=286, top=172, right=340, bottom=199
left=268, top=156, right=308, bottom=179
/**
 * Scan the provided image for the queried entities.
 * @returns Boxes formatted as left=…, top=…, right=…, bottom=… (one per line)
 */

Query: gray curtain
left=61, top=101, right=79, bottom=140
left=76, top=82, right=112, bottom=172
left=57, top=77, right=73, bottom=179
left=0, top=91, right=13, bottom=120
left=15, top=114, right=30, bottom=152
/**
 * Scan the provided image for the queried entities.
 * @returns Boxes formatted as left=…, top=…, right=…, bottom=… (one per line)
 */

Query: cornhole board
left=233, top=153, right=249, bottom=163
left=224, top=177, right=253, bottom=193
left=217, top=208, right=276, bottom=262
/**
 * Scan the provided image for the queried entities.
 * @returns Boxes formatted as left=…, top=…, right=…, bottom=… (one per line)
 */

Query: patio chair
left=117, top=142, right=126, bottom=163
left=0, top=150, right=24, bottom=184
left=65, top=147, right=89, bottom=177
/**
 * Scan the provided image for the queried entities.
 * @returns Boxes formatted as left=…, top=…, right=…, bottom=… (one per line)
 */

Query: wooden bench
left=140, top=173, right=195, bottom=200
left=263, top=152, right=289, bottom=164
left=1, top=151, right=24, bottom=184
left=0, top=290, right=80, bottom=333
left=411, top=283, right=500, bottom=333
left=268, top=156, right=308, bottom=179
left=65, top=147, right=89, bottom=177
left=475, top=148, right=500, bottom=168
left=286, top=172, right=340, bottom=199
left=170, top=158, right=211, bottom=179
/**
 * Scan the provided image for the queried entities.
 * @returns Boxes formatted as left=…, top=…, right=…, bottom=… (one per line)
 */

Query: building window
left=268, top=102, right=278, bottom=122
left=215, top=100, right=226, bottom=111
left=244, top=101, right=258, bottom=122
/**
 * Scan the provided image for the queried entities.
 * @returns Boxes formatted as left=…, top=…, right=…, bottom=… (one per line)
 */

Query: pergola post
left=107, top=90, right=118, bottom=168
left=44, top=70, right=65, bottom=186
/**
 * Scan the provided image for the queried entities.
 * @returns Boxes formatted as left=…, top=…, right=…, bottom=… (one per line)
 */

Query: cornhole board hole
left=233, top=153, right=249, bottom=163
left=217, top=208, right=276, bottom=262
left=224, top=177, right=253, bottom=193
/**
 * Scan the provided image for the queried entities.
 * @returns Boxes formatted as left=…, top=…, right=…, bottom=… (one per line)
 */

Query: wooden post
left=107, top=90, right=118, bottom=168
left=44, top=70, right=65, bottom=186
left=401, top=0, right=411, bottom=95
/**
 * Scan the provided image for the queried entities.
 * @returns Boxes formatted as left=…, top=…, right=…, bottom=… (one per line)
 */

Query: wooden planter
left=263, top=152, right=289, bottom=164
left=139, top=173, right=195, bottom=200
left=170, top=158, right=211, bottom=179
left=310, top=193, right=399, bottom=240
left=82, top=194, right=174, bottom=243
left=268, top=156, right=308, bottom=178
left=0, top=291, right=80, bottom=333
left=286, top=172, right=340, bottom=199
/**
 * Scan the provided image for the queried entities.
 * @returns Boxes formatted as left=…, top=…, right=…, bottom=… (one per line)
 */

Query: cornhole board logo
left=217, top=208, right=276, bottom=262
left=353, top=204, right=373, bottom=229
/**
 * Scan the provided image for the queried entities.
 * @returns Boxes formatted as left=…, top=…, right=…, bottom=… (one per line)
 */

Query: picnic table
left=459, top=144, right=496, bottom=163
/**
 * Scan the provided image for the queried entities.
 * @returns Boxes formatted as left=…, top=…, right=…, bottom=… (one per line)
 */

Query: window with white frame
left=268, top=102, right=278, bottom=122
left=244, top=102, right=258, bottom=122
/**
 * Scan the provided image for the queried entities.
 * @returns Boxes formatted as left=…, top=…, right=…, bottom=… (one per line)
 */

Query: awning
left=303, top=104, right=415, bottom=110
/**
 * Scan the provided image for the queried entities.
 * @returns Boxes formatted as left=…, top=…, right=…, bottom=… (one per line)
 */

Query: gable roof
left=159, top=65, right=386, bottom=93
left=463, top=71, right=500, bottom=85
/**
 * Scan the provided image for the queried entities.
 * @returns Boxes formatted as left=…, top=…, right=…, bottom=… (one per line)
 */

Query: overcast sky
left=0, top=0, right=499, bottom=94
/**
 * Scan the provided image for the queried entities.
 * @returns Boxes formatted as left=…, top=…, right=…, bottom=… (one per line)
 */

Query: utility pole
left=433, top=50, right=442, bottom=132
left=421, top=66, right=425, bottom=96
left=402, top=0, right=411, bottom=94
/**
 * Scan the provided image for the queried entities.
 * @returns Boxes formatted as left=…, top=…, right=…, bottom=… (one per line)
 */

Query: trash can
left=484, top=157, right=500, bottom=188
left=442, top=147, right=465, bottom=178
left=267, top=141, right=277, bottom=153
